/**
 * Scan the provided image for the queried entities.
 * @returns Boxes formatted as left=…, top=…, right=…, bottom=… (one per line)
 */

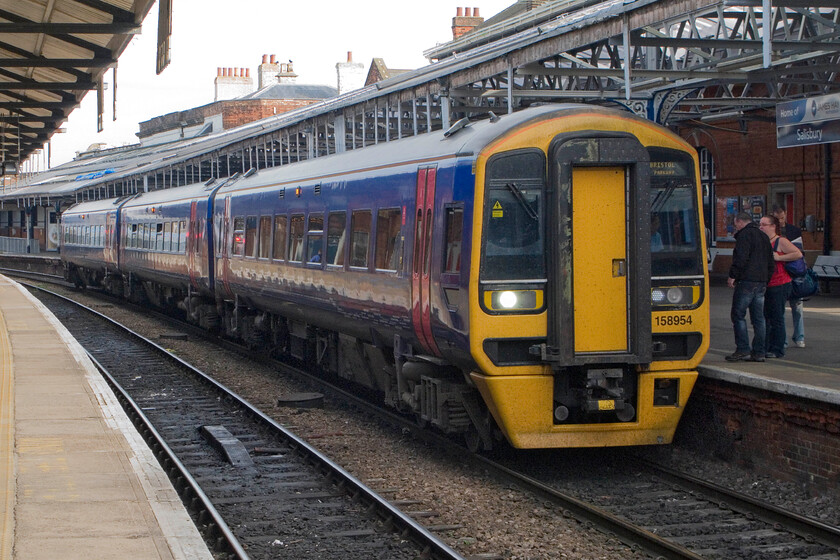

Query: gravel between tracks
left=55, top=289, right=839, bottom=559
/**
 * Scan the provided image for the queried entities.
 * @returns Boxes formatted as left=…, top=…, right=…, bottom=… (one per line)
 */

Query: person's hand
left=727, top=277, right=735, bottom=288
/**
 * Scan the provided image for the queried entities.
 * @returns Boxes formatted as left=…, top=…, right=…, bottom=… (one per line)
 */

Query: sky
left=42, top=0, right=513, bottom=169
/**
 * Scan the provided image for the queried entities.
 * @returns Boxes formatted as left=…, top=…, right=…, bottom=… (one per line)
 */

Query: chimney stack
left=336, top=49, right=365, bottom=95
left=214, top=62, right=255, bottom=101
left=452, top=6, right=484, bottom=40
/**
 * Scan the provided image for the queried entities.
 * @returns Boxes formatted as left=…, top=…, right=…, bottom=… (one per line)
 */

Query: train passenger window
left=375, top=208, right=402, bottom=271
left=145, top=223, right=152, bottom=249
left=289, top=214, right=304, bottom=262
left=163, top=222, right=172, bottom=252
left=85, top=226, right=91, bottom=246
left=444, top=207, right=463, bottom=274
left=349, top=210, right=371, bottom=268
left=232, top=217, right=246, bottom=257
left=179, top=220, right=187, bottom=253
left=258, top=216, right=272, bottom=259
left=326, top=212, right=346, bottom=266
left=245, top=216, right=258, bottom=258
left=155, top=223, right=164, bottom=251
left=306, top=213, right=324, bottom=263
left=273, top=216, right=287, bottom=261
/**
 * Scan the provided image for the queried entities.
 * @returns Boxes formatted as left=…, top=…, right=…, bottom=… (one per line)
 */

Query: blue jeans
left=765, top=282, right=792, bottom=356
left=789, top=297, right=804, bottom=343
left=731, top=281, right=766, bottom=356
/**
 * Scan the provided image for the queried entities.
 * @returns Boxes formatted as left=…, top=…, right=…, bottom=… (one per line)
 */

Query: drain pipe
left=825, top=144, right=833, bottom=255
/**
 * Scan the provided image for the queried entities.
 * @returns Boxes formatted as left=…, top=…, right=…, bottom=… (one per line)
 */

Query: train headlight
left=650, top=285, right=700, bottom=309
left=498, top=291, right=518, bottom=308
left=483, top=289, right=543, bottom=312
left=666, top=287, right=684, bottom=304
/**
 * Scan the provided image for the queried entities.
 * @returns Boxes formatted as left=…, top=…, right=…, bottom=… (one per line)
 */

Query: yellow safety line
left=0, top=292, right=15, bottom=560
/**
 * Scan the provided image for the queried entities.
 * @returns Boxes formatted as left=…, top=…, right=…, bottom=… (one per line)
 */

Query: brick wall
left=684, top=118, right=840, bottom=256
left=677, top=377, right=840, bottom=497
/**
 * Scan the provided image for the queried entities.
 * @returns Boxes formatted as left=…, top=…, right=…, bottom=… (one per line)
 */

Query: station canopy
left=0, top=0, right=156, bottom=166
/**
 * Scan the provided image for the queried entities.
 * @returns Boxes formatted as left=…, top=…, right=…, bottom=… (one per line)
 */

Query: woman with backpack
left=759, top=214, right=803, bottom=358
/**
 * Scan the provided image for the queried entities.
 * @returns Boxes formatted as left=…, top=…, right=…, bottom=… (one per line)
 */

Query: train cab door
left=411, top=167, right=442, bottom=356
left=546, top=135, right=652, bottom=365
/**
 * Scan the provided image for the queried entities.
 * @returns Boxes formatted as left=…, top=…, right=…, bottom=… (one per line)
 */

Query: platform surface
left=702, top=281, right=840, bottom=405
left=0, top=274, right=212, bottom=560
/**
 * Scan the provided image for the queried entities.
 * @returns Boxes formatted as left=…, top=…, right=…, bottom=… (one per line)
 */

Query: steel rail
left=23, top=282, right=466, bottom=560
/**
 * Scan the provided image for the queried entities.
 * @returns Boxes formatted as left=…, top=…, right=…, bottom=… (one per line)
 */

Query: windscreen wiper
left=505, top=182, right=539, bottom=221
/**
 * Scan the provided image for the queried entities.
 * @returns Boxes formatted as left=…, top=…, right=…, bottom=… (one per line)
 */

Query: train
left=61, top=104, right=710, bottom=451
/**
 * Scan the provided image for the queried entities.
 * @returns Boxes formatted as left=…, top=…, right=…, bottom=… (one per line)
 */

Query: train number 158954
left=655, top=314, right=693, bottom=327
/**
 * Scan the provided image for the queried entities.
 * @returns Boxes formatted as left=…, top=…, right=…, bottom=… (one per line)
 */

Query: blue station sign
left=776, top=93, right=840, bottom=148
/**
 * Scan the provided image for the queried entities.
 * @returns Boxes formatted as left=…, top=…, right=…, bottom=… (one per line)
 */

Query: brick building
left=137, top=54, right=337, bottom=147
left=683, top=114, right=840, bottom=270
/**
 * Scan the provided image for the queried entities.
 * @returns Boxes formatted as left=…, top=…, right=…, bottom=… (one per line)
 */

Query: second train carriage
left=62, top=104, right=710, bottom=450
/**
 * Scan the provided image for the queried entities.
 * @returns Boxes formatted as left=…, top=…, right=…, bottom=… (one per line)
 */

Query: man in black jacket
left=726, top=212, right=774, bottom=362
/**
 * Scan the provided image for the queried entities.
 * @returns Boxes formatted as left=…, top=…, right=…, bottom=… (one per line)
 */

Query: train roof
left=120, top=180, right=215, bottom=210
left=62, top=196, right=129, bottom=216
left=212, top=104, right=603, bottom=197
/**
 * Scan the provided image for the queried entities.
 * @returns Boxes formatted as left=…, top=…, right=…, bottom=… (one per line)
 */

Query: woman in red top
left=758, top=215, right=803, bottom=358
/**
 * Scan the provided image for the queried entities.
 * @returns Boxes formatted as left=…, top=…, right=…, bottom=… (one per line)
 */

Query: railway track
left=11, top=271, right=840, bottom=559
left=27, top=284, right=464, bottom=560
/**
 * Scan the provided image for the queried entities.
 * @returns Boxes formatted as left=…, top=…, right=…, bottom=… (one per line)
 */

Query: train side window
left=444, top=206, right=463, bottom=274
left=306, top=213, right=324, bottom=263
left=326, top=212, right=346, bottom=266
left=245, top=216, right=258, bottom=258
left=85, top=226, right=91, bottom=246
left=130, top=224, right=137, bottom=248
left=349, top=210, right=371, bottom=268
left=258, top=216, right=272, bottom=259
left=375, top=208, right=402, bottom=271
left=155, top=223, right=164, bottom=251
left=145, top=223, right=152, bottom=249
left=232, top=216, right=245, bottom=257
left=289, top=214, right=304, bottom=262
left=179, top=220, right=187, bottom=253
left=163, top=222, right=172, bottom=252
left=273, top=215, right=287, bottom=261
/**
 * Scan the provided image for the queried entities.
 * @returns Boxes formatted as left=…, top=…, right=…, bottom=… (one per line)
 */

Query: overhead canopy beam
left=0, top=57, right=116, bottom=68
left=68, top=0, right=135, bottom=22
left=0, top=82, right=96, bottom=90
left=0, top=22, right=141, bottom=34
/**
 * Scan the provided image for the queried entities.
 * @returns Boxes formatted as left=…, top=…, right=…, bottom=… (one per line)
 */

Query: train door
left=572, top=167, right=627, bottom=352
left=188, top=201, right=200, bottom=290
left=546, top=135, right=652, bottom=365
left=411, top=167, right=442, bottom=356
left=220, top=196, right=234, bottom=298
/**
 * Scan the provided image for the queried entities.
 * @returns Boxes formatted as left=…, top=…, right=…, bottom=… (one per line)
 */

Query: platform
left=702, top=281, right=840, bottom=405
left=0, top=274, right=212, bottom=560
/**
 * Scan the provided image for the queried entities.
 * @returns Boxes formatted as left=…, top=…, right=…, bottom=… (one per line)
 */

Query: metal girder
left=0, top=22, right=140, bottom=33
left=435, top=1, right=840, bottom=124
left=0, top=57, right=116, bottom=68
left=0, top=81, right=96, bottom=90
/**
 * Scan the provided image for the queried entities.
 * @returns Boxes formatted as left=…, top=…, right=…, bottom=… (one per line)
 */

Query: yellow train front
left=467, top=106, right=709, bottom=448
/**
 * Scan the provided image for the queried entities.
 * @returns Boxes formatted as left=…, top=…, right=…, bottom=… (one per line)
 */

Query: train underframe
left=67, top=265, right=500, bottom=451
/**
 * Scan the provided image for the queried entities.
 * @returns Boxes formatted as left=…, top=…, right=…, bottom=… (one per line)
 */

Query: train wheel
left=464, top=428, right=484, bottom=453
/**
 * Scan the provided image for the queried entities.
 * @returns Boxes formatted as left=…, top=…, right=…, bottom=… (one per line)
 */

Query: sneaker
left=765, top=352, right=781, bottom=359
left=725, top=351, right=751, bottom=362
left=749, top=354, right=765, bottom=362
left=794, top=340, right=805, bottom=348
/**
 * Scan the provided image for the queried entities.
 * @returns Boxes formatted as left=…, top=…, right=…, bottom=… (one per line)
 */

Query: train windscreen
left=481, top=150, right=547, bottom=281
left=649, top=148, right=704, bottom=277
